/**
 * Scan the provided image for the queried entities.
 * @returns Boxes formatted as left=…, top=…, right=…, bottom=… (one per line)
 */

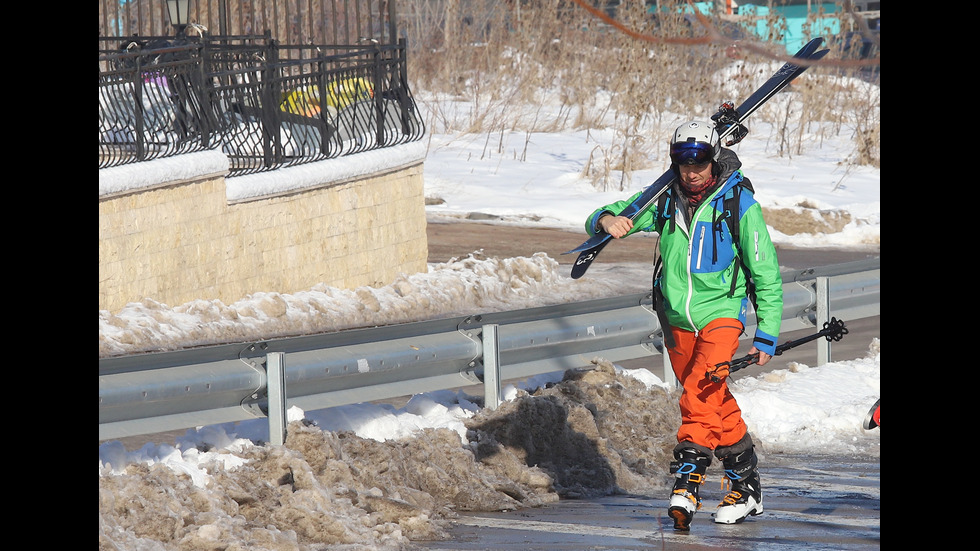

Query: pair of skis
left=564, top=37, right=830, bottom=279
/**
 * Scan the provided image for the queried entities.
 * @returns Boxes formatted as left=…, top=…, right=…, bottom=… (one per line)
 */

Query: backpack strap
left=652, top=191, right=674, bottom=348
left=657, top=191, right=674, bottom=233
left=651, top=254, right=675, bottom=349
left=723, top=181, right=758, bottom=310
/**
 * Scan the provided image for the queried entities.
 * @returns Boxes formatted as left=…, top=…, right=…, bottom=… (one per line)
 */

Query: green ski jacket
left=585, top=150, right=783, bottom=355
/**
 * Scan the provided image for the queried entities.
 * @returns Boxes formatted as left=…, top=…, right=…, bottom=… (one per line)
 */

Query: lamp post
left=166, top=0, right=191, bottom=36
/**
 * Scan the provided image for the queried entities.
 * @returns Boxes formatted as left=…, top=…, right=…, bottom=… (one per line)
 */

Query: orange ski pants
left=667, top=317, right=748, bottom=451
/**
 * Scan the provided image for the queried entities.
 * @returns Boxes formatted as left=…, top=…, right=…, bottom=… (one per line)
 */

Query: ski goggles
left=669, top=142, right=714, bottom=166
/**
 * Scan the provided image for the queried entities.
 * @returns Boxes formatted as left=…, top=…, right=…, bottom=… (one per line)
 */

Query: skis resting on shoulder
left=564, top=38, right=830, bottom=279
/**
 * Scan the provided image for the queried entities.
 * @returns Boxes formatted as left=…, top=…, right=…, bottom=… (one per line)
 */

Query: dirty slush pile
left=99, top=360, right=683, bottom=550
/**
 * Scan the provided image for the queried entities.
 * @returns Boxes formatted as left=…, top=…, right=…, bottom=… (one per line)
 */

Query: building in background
left=727, top=0, right=879, bottom=53
left=640, top=0, right=879, bottom=54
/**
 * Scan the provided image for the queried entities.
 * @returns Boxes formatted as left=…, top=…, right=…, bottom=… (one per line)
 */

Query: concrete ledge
left=226, top=142, right=426, bottom=203
left=99, top=150, right=231, bottom=198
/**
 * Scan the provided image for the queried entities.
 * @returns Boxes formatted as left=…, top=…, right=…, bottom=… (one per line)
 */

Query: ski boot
left=714, top=446, right=763, bottom=524
left=667, top=447, right=711, bottom=530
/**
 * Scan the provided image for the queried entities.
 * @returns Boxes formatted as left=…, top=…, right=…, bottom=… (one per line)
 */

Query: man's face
left=678, top=161, right=712, bottom=187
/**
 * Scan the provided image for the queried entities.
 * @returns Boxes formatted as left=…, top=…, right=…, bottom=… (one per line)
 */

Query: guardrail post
left=816, top=276, right=831, bottom=365
left=482, top=324, right=502, bottom=410
left=662, top=345, right=678, bottom=388
left=267, top=352, right=287, bottom=445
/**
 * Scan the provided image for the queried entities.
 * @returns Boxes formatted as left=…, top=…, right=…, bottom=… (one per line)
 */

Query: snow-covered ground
left=99, top=61, right=879, bottom=551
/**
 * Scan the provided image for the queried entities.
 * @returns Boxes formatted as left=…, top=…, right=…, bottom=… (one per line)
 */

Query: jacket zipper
left=685, top=200, right=712, bottom=336
left=695, top=226, right=705, bottom=270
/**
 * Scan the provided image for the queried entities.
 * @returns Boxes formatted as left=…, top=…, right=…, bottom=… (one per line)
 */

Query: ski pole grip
left=706, top=361, right=731, bottom=383
left=706, top=352, right=758, bottom=382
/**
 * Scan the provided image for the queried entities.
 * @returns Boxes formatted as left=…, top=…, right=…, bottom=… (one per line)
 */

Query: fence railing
left=98, top=0, right=397, bottom=47
left=99, top=258, right=880, bottom=443
left=99, top=33, right=425, bottom=176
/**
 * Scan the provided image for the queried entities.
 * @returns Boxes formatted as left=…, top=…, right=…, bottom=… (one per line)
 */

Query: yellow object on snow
left=280, top=86, right=321, bottom=117
left=280, top=78, right=374, bottom=117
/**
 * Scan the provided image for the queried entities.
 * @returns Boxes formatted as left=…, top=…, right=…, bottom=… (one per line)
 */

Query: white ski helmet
left=670, top=120, right=721, bottom=165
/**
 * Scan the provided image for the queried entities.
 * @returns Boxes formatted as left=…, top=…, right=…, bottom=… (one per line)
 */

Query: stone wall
left=99, top=146, right=428, bottom=313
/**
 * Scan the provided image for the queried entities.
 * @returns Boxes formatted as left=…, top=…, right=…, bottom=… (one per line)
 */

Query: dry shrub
left=402, top=0, right=880, bottom=186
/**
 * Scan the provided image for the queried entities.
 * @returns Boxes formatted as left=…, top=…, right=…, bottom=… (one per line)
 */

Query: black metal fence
left=99, top=32, right=424, bottom=176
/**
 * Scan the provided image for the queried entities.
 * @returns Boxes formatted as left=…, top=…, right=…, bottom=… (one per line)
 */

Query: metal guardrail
left=99, top=258, right=880, bottom=442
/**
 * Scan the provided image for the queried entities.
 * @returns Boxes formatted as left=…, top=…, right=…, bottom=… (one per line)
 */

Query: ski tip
left=563, top=234, right=610, bottom=255
left=811, top=49, right=831, bottom=61
left=793, top=37, right=826, bottom=60
left=802, top=37, right=825, bottom=51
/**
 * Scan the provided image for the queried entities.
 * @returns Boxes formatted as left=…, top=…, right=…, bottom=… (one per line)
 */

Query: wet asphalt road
left=417, top=453, right=880, bottom=550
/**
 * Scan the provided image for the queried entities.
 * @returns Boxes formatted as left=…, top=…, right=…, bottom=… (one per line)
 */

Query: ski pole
left=706, top=317, right=849, bottom=383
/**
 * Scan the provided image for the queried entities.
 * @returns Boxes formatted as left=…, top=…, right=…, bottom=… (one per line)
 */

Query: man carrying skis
left=585, top=120, right=784, bottom=530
